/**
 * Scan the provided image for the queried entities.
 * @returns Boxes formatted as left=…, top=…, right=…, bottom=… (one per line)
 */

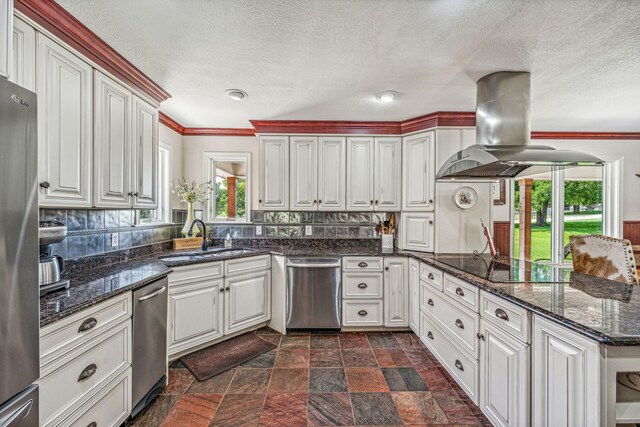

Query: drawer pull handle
left=357, top=283, right=368, bottom=289
left=427, top=273, right=434, bottom=280
left=78, top=364, right=97, bottom=382
left=455, top=319, right=464, bottom=329
left=358, top=310, right=368, bottom=316
left=220, top=287, right=225, bottom=293
left=495, top=308, right=509, bottom=321
left=454, top=359, right=464, bottom=371
left=39, top=181, right=50, bottom=189
left=427, top=298, right=434, bottom=306
left=358, top=262, right=368, bottom=268
left=87, top=423, right=97, bottom=427
left=427, top=331, right=434, bottom=340
left=455, top=287, right=465, bottom=297
left=78, top=317, right=98, bottom=333
left=477, top=332, right=485, bottom=341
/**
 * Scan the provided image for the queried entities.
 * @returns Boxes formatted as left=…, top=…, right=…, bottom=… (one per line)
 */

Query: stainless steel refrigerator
left=0, top=78, right=40, bottom=425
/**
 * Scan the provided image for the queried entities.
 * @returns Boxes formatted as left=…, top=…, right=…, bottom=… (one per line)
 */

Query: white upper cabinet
left=384, top=257, right=409, bottom=327
left=0, top=0, right=12, bottom=79
left=374, top=137, right=401, bottom=211
left=94, top=71, right=132, bottom=208
left=37, top=34, right=93, bottom=207
left=346, top=136, right=375, bottom=211
left=318, top=136, right=346, bottom=211
left=259, top=136, right=289, bottom=210
left=290, top=136, right=318, bottom=210
left=401, top=212, right=435, bottom=252
left=402, top=131, right=435, bottom=211
left=9, top=17, right=35, bottom=90
left=131, top=95, right=158, bottom=209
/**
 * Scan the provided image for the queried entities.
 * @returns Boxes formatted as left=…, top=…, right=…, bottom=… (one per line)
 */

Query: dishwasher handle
left=287, top=258, right=341, bottom=268
left=138, top=286, right=167, bottom=301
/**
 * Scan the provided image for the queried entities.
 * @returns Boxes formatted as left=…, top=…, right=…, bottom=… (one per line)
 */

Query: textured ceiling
left=56, top=0, right=640, bottom=130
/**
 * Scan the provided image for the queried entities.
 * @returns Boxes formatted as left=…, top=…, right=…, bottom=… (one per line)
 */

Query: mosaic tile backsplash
left=42, top=209, right=390, bottom=260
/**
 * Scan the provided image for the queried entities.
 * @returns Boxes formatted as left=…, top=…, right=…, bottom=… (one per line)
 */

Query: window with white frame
left=138, top=145, right=171, bottom=224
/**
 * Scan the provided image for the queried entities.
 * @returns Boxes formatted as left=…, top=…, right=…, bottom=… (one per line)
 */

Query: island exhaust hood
left=436, top=71, right=603, bottom=181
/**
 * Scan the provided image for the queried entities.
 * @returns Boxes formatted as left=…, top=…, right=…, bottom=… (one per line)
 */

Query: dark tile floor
left=128, top=329, right=492, bottom=426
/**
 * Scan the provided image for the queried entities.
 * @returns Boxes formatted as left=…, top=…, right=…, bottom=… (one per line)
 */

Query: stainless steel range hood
left=436, top=71, right=603, bottom=181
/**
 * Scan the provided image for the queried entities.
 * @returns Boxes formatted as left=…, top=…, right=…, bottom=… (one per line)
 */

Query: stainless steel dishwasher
left=286, top=257, right=341, bottom=329
left=131, top=276, right=168, bottom=418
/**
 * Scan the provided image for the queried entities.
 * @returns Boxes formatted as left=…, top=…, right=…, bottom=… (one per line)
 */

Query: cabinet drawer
left=480, top=291, right=530, bottom=343
left=169, top=261, right=223, bottom=284
left=343, top=272, right=383, bottom=299
left=343, top=300, right=383, bottom=326
left=420, top=313, right=478, bottom=403
left=421, top=286, right=479, bottom=357
left=40, top=320, right=131, bottom=426
left=420, top=263, right=443, bottom=291
left=40, top=292, right=131, bottom=368
left=342, top=257, right=383, bottom=271
left=225, top=255, right=271, bottom=276
left=444, top=274, right=479, bottom=312
left=56, top=368, right=132, bottom=427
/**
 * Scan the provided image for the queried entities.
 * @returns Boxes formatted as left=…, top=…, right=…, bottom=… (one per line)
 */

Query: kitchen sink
left=158, top=248, right=255, bottom=262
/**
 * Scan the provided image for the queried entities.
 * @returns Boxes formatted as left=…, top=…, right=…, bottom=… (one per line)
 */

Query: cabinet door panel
left=346, top=137, right=374, bottom=211
left=94, top=71, right=132, bottom=208
left=480, top=320, right=529, bottom=427
left=408, top=259, right=420, bottom=333
left=290, top=136, right=317, bottom=210
left=225, top=271, right=271, bottom=334
left=169, top=280, right=223, bottom=348
left=384, top=257, right=408, bottom=327
left=132, top=96, right=158, bottom=208
left=402, top=213, right=435, bottom=252
left=402, top=132, right=435, bottom=211
left=37, top=34, right=93, bottom=207
left=10, top=17, right=35, bottom=90
left=259, top=136, right=289, bottom=210
left=374, top=137, right=401, bottom=211
left=318, top=136, right=346, bottom=211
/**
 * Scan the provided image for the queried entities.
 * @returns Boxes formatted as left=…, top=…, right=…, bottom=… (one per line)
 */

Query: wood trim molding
left=624, top=221, right=640, bottom=245
left=250, top=120, right=400, bottom=135
left=15, top=0, right=170, bottom=103
left=401, top=111, right=476, bottom=134
left=493, top=221, right=511, bottom=257
left=531, top=131, right=640, bottom=140
left=159, top=112, right=184, bottom=135
left=160, top=112, right=255, bottom=136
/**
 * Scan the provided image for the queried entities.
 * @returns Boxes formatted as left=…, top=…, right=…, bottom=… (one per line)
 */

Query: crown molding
left=400, top=111, right=476, bottom=134
left=531, top=131, right=640, bottom=140
left=159, top=112, right=185, bottom=135
left=15, top=0, right=170, bottom=103
left=249, top=119, right=400, bottom=135
left=159, top=112, right=255, bottom=136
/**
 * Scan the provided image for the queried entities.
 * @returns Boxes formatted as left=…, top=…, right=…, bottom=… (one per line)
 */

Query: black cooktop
left=432, top=254, right=573, bottom=283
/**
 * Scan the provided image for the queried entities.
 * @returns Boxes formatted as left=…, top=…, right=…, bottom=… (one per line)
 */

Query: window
left=204, top=152, right=251, bottom=223
left=138, top=145, right=171, bottom=224
left=511, top=161, right=619, bottom=265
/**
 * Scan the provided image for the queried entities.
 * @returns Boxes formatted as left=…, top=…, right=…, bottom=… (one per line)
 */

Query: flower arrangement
left=174, top=177, right=211, bottom=204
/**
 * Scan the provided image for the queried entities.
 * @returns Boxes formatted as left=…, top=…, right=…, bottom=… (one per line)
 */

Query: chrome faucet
left=187, top=219, right=209, bottom=251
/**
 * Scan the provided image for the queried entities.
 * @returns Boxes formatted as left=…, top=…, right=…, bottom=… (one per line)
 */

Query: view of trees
left=215, top=178, right=246, bottom=219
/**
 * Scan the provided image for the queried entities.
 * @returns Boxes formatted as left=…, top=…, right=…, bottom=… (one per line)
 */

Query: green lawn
left=513, top=219, right=602, bottom=261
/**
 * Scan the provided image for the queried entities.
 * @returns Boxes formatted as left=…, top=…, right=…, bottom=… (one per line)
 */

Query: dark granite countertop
left=40, top=239, right=640, bottom=346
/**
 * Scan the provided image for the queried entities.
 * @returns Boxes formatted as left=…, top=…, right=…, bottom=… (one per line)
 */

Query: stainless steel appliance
left=39, top=220, right=69, bottom=295
left=0, top=78, right=40, bottom=424
left=436, top=71, right=603, bottom=181
left=131, top=277, right=168, bottom=418
left=286, top=257, right=341, bottom=329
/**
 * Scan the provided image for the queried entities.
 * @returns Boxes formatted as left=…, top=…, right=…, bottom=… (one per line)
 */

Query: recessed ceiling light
left=375, top=90, right=398, bottom=103
left=226, top=89, right=248, bottom=101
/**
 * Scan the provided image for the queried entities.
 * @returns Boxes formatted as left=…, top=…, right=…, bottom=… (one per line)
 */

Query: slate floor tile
left=345, top=367, right=389, bottom=392
left=128, top=395, right=180, bottom=427
left=226, top=368, right=271, bottom=394
left=307, top=393, right=354, bottom=426
left=309, top=368, right=348, bottom=393
left=160, top=393, right=222, bottom=427
left=310, top=334, right=340, bottom=349
left=280, top=335, right=310, bottom=349
left=342, top=348, right=378, bottom=367
left=381, top=367, right=428, bottom=391
left=373, top=348, right=413, bottom=367
left=267, top=368, right=308, bottom=393
left=274, top=348, right=310, bottom=368
left=338, top=333, right=370, bottom=349
left=367, top=332, right=401, bottom=349
left=259, top=393, right=308, bottom=427
left=416, top=366, right=452, bottom=391
left=391, top=391, right=448, bottom=425
left=241, top=350, right=277, bottom=368
left=310, top=349, right=343, bottom=367
left=186, top=369, right=236, bottom=394
left=209, top=393, right=264, bottom=427
left=350, top=392, right=402, bottom=425
left=161, top=368, right=195, bottom=395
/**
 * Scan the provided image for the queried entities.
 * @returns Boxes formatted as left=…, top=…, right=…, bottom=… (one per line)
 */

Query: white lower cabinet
left=532, top=315, right=600, bottom=427
left=225, top=270, right=271, bottom=334
left=384, top=257, right=409, bottom=327
left=479, top=320, right=530, bottom=427
left=408, top=258, right=420, bottom=334
left=343, top=300, right=383, bottom=326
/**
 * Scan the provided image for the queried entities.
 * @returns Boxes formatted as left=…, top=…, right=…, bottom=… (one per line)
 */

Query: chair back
left=570, top=235, right=639, bottom=285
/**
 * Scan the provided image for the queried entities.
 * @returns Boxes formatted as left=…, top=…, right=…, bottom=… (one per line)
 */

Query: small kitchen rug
left=181, top=333, right=276, bottom=382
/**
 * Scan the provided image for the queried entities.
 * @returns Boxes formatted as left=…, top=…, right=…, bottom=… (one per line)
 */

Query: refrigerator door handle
left=0, top=399, right=33, bottom=427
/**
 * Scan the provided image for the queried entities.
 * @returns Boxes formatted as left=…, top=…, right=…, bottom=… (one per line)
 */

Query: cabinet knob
left=455, top=319, right=464, bottom=329
left=357, top=283, right=368, bottom=289
left=313, top=200, right=317, bottom=204
left=495, top=308, right=509, bottom=321
left=385, top=267, right=389, bottom=271
left=87, top=422, right=97, bottom=427
left=128, top=191, right=134, bottom=197
left=455, top=287, right=465, bottom=297
left=357, top=310, right=368, bottom=316
left=78, top=363, right=97, bottom=382
left=225, top=287, right=230, bottom=292
left=477, top=332, right=485, bottom=341
left=427, top=331, right=434, bottom=340
left=318, top=199, right=322, bottom=203
left=429, top=220, right=433, bottom=225
left=78, top=317, right=97, bottom=333
left=454, top=359, right=464, bottom=371
left=429, top=199, right=433, bottom=204
left=39, top=181, right=50, bottom=189
left=220, top=288, right=224, bottom=293
left=427, top=298, right=434, bottom=306
left=375, top=200, right=379, bottom=204
left=134, top=192, right=140, bottom=197
left=370, top=200, right=374, bottom=204
left=427, top=273, right=434, bottom=280
left=259, top=199, right=262, bottom=203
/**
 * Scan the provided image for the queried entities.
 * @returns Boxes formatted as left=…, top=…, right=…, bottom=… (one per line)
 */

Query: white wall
left=180, top=135, right=260, bottom=211
left=159, top=124, right=184, bottom=210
